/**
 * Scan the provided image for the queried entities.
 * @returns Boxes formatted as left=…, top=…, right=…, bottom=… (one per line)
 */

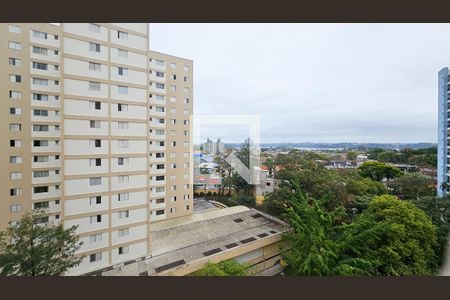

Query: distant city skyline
left=150, top=23, right=450, bottom=144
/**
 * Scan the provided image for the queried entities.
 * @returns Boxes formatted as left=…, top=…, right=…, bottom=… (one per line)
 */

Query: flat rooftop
left=97, top=206, right=287, bottom=276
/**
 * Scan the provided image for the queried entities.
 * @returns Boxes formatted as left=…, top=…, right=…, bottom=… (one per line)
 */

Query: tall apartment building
left=0, top=23, right=193, bottom=275
left=438, top=67, right=449, bottom=197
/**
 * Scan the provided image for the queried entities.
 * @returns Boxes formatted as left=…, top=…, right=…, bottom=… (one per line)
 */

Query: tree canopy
left=193, top=260, right=249, bottom=276
left=0, top=210, right=83, bottom=276
left=358, top=161, right=403, bottom=182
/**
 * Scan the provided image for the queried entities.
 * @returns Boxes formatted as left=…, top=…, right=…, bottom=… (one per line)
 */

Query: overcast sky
left=149, top=24, right=450, bottom=144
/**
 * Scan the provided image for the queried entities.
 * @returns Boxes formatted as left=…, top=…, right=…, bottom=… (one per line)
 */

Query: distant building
left=201, top=138, right=225, bottom=155
left=438, top=67, right=449, bottom=197
left=356, top=154, right=368, bottom=166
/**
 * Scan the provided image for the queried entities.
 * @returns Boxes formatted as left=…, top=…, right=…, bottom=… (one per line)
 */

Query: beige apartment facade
left=1, top=23, right=193, bottom=275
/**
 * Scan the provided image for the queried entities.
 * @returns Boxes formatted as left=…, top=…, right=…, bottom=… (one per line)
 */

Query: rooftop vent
left=233, top=218, right=244, bottom=223
left=257, top=233, right=269, bottom=238
left=240, top=237, right=257, bottom=244
left=202, top=248, right=223, bottom=257
left=224, top=243, right=238, bottom=249
left=154, top=259, right=186, bottom=273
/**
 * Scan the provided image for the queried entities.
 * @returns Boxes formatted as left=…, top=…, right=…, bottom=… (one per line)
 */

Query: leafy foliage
left=0, top=210, right=83, bottom=276
left=281, top=190, right=371, bottom=275
left=358, top=161, right=403, bottom=182
left=388, top=172, right=435, bottom=199
left=342, top=195, right=438, bottom=275
left=367, top=147, right=437, bottom=168
left=410, top=196, right=450, bottom=268
left=194, top=260, right=249, bottom=276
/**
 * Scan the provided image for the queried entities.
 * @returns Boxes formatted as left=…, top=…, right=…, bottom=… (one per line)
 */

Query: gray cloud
left=149, top=23, right=450, bottom=143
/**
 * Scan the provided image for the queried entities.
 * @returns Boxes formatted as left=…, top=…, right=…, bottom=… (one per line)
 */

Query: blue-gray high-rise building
left=438, top=67, right=449, bottom=197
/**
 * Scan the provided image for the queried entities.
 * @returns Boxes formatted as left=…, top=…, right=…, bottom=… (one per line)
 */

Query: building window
left=89, top=158, right=102, bottom=167
left=170, top=63, right=176, bottom=68
left=89, top=253, right=102, bottom=262
left=89, top=62, right=101, bottom=72
left=156, top=71, right=164, bottom=78
left=90, top=196, right=102, bottom=205
left=90, top=139, right=102, bottom=148
left=117, top=121, right=129, bottom=130
left=171, top=74, right=177, bottom=80
left=33, top=78, right=48, bottom=86
left=118, top=175, right=129, bottom=184
left=9, top=74, right=21, bottom=83
left=118, top=228, right=129, bottom=237
left=89, top=42, right=101, bottom=53
left=33, top=186, right=49, bottom=194
left=33, top=156, right=49, bottom=162
left=33, top=140, right=48, bottom=147
left=170, top=207, right=176, bottom=213
left=32, top=46, right=47, bottom=55
left=118, top=85, right=128, bottom=94
left=89, top=23, right=101, bottom=33
left=33, top=109, right=48, bottom=116
left=33, top=93, right=48, bottom=101
left=90, top=120, right=101, bottom=128
left=90, top=233, right=102, bottom=243
left=9, top=140, right=22, bottom=148
left=118, top=103, right=128, bottom=112
left=155, top=95, right=165, bottom=101
left=155, top=59, right=165, bottom=66
left=184, top=65, right=190, bottom=72
left=10, top=172, right=23, bottom=180
left=32, top=30, right=48, bottom=39
left=8, top=24, right=21, bottom=33
left=118, top=210, right=129, bottom=219
left=33, top=171, right=49, bottom=178
left=9, top=58, right=21, bottom=66
left=89, top=81, right=101, bottom=91
left=9, top=41, right=22, bottom=50
left=118, top=67, right=128, bottom=76
left=10, top=91, right=22, bottom=99
left=89, top=177, right=102, bottom=186
left=118, top=246, right=129, bottom=255
left=184, top=76, right=189, bottom=82
left=184, top=87, right=190, bottom=93
left=10, top=204, right=23, bottom=213
left=155, top=210, right=164, bottom=215
left=118, top=140, right=129, bottom=148
left=10, top=108, right=22, bottom=115
left=89, top=101, right=101, bottom=110
left=118, top=49, right=128, bottom=58
left=33, top=62, right=48, bottom=70
left=10, top=189, right=23, bottom=196
left=118, top=157, right=129, bottom=166
left=118, top=192, right=129, bottom=201
left=33, top=201, right=49, bottom=209
left=117, top=31, right=128, bottom=40
left=10, top=156, right=22, bottom=164
left=9, top=123, right=22, bottom=131
left=90, top=215, right=102, bottom=224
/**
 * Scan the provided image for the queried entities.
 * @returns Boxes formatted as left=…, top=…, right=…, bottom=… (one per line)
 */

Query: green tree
left=194, top=260, right=249, bottom=276
left=346, top=151, right=357, bottom=161
left=358, top=161, right=403, bottom=182
left=0, top=210, right=83, bottom=276
left=342, top=195, right=438, bottom=275
left=388, top=172, right=434, bottom=200
left=410, top=196, right=450, bottom=268
left=281, top=189, right=370, bottom=275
